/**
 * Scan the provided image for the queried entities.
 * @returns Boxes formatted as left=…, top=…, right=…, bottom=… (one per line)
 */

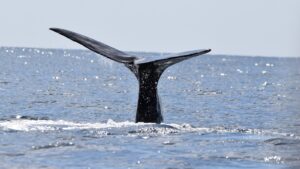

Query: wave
left=0, top=116, right=299, bottom=140
left=0, top=117, right=202, bottom=134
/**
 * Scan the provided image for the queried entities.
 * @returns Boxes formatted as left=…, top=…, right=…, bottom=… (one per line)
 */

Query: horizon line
left=1, top=45, right=299, bottom=58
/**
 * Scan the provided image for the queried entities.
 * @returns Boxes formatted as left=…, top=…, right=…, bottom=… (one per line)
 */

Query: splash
left=0, top=118, right=140, bottom=132
left=0, top=117, right=298, bottom=140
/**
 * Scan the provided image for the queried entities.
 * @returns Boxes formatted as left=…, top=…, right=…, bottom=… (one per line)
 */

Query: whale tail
left=50, top=28, right=211, bottom=123
left=50, top=28, right=137, bottom=63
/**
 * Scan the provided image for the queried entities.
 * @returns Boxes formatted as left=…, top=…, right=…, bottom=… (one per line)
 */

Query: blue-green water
left=0, top=47, right=300, bottom=169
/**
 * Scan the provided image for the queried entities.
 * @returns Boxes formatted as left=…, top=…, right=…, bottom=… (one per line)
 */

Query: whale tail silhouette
left=50, top=28, right=211, bottom=123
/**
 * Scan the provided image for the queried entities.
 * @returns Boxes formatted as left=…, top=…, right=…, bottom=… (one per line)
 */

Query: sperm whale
left=50, top=28, right=211, bottom=124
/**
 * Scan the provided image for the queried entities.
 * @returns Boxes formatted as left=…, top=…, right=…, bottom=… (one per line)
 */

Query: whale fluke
left=50, top=28, right=211, bottom=124
left=50, top=28, right=137, bottom=63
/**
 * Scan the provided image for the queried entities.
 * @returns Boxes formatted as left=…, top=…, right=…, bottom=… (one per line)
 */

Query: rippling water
left=0, top=47, right=300, bottom=169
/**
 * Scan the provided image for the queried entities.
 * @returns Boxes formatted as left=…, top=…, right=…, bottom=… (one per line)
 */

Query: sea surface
left=0, top=47, right=299, bottom=169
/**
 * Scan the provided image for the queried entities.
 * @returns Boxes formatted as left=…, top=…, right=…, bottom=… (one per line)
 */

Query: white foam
left=264, top=156, right=283, bottom=163
left=0, top=119, right=298, bottom=139
left=0, top=119, right=143, bottom=132
left=0, top=119, right=212, bottom=133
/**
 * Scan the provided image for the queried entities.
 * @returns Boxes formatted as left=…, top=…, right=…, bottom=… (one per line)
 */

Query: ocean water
left=0, top=47, right=299, bottom=169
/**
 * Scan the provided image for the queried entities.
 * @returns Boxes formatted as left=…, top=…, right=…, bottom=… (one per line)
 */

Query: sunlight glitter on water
left=1, top=47, right=300, bottom=169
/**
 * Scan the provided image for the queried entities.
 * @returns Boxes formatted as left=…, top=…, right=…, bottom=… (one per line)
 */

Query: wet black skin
left=135, top=62, right=163, bottom=123
left=50, top=28, right=211, bottom=124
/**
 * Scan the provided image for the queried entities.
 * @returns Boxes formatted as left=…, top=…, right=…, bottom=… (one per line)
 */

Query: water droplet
left=262, top=81, right=268, bottom=86
left=163, top=141, right=175, bottom=145
left=53, top=76, right=60, bottom=80
left=236, top=69, right=243, bottom=73
left=261, top=70, right=267, bottom=74
left=167, top=76, right=177, bottom=80
left=18, top=55, right=26, bottom=58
